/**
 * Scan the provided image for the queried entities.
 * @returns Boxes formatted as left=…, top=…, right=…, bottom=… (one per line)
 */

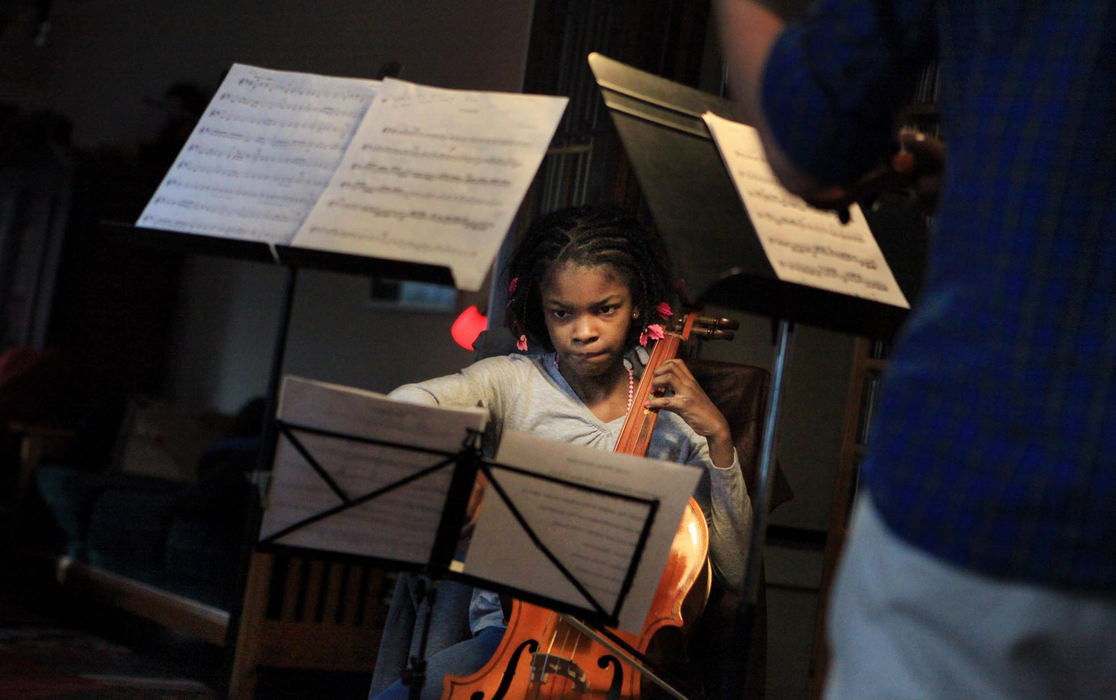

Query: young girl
left=369, top=204, right=751, bottom=700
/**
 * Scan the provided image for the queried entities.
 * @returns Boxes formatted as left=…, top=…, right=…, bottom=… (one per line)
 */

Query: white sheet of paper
left=290, top=78, right=568, bottom=291
left=465, top=431, right=702, bottom=633
left=702, top=112, right=909, bottom=309
left=259, top=376, right=486, bottom=565
left=137, top=64, right=379, bottom=245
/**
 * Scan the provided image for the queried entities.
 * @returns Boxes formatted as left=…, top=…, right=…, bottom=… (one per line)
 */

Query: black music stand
left=257, top=375, right=693, bottom=699
left=588, top=51, right=929, bottom=699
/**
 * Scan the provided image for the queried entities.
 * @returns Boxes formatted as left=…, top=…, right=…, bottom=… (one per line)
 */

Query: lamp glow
left=451, top=305, right=488, bottom=351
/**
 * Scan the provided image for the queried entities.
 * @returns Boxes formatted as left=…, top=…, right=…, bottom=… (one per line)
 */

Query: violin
left=820, top=117, right=944, bottom=223
left=442, top=312, right=738, bottom=700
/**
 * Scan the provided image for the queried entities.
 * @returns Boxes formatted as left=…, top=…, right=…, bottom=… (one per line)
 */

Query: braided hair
left=503, top=205, right=676, bottom=353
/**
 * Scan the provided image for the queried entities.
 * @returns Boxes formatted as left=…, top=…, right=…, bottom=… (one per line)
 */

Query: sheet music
left=137, top=63, right=379, bottom=245
left=290, top=78, right=568, bottom=291
left=259, top=376, right=486, bottom=565
left=702, top=112, right=909, bottom=309
left=465, top=431, right=701, bottom=633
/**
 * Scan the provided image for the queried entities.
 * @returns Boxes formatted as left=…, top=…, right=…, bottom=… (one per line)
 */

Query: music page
left=290, top=78, right=568, bottom=291
left=702, top=112, right=909, bottom=308
left=137, top=63, right=379, bottom=245
left=464, top=431, right=701, bottom=633
left=258, top=376, right=486, bottom=566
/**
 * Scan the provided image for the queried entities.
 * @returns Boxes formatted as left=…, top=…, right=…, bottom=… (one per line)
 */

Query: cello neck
left=613, top=312, right=697, bottom=456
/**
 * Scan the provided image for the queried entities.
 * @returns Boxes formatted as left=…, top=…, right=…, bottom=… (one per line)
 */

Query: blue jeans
left=369, top=574, right=503, bottom=700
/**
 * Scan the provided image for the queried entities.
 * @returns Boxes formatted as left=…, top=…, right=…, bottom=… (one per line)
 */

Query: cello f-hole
left=484, top=638, right=538, bottom=700
left=597, top=654, right=624, bottom=700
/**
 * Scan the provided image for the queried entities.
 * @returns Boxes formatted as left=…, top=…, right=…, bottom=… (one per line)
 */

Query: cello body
left=443, top=500, right=709, bottom=699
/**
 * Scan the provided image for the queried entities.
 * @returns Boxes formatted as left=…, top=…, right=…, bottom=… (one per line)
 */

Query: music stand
left=588, top=51, right=928, bottom=698
left=257, top=375, right=700, bottom=698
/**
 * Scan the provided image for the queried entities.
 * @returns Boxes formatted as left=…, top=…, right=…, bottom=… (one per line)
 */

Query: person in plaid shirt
left=714, top=1, right=1116, bottom=697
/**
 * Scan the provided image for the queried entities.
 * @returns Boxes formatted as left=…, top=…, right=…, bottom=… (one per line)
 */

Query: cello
left=443, top=311, right=738, bottom=700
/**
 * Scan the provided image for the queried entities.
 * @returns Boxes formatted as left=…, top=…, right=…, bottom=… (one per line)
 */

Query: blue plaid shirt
left=763, top=1, right=1116, bottom=588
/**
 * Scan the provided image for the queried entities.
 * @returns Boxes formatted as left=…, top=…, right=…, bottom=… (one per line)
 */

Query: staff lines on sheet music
left=778, top=260, right=891, bottom=292
left=279, top=512, right=434, bottom=546
left=735, top=167, right=780, bottom=187
left=196, top=125, right=348, bottom=152
left=174, top=161, right=331, bottom=188
left=161, top=179, right=318, bottom=206
left=215, top=91, right=366, bottom=119
left=380, top=125, right=533, bottom=149
left=576, top=563, right=626, bottom=589
left=337, top=181, right=501, bottom=207
left=349, top=162, right=512, bottom=187
left=754, top=210, right=865, bottom=241
left=573, top=570, right=624, bottom=595
left=360, top=143, right=523, bottom=168
left=581, top=546, right=637, bottom=577
left=531, top=505, right=641, bottom=552
left=324, top=199, right=495, bottom=231
left=743, top=186, right=813, bottom=212
left=288, top=521, right=430, bottom=547
left=574, top=543, right=635, bottom=573
left=765, top=237, right=879, bottom=269
left=185, top=143, right=338, bottom=170
left=149, top=196, right=302, bottom=223
left=534, top=493, right=645, bottom=530
left=731, top=147, right=769, bottom=163
left=206, top=108, right=354, bottom=137
left=137, top=216, right=280, bottom=242
left=306, top=226, right=483, bottom=258
left=235, top=75, right=372, bottom=103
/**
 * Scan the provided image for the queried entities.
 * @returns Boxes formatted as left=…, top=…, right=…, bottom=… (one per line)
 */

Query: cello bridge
left=530, top=653, right=590, bottom=693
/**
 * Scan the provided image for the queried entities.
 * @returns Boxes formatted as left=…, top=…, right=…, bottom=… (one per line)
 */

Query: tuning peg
left=691, top=328, right=735, bottom=341
left=696, top=316, right=740, bottom=331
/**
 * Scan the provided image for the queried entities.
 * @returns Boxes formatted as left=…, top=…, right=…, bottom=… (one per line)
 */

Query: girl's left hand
left=646, top=359, right=735, bottom=468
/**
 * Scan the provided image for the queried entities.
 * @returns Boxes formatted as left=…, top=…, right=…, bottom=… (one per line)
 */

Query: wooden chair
left=228, top=550, right=392, bottom=698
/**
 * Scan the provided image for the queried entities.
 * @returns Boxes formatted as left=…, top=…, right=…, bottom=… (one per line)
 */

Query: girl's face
left=539, top=261, right=637, bottom=382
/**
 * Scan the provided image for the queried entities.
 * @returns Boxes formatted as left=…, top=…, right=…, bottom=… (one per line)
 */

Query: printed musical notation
left=291, top=78, right=567, bottom=291
left=702, top=112, right=909, bottom=309
left=138, top=63, right=377, bottom=246
left=136, top=64, right=567, bottom=291
left=259, top=376, right=487, bottom=567
left=469, top=430, right=700, bottom=633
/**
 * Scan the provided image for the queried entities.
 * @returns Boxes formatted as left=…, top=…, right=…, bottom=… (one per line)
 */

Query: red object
left=450, top=305, right=487, bottom=351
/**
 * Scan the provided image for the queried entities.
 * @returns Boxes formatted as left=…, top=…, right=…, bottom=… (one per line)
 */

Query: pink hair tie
left=639, top=323, right=665, bottom=347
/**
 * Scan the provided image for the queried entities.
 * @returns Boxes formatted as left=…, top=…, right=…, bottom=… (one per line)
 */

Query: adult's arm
left=713, top=0, right=937, bottom=199
left=711, top=0, right=842, bottom=201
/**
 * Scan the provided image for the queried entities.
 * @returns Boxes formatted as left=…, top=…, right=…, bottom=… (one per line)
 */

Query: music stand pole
left=219, top=264, right=299, bottom=692
left=726, top=318, right=794, bottom=698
